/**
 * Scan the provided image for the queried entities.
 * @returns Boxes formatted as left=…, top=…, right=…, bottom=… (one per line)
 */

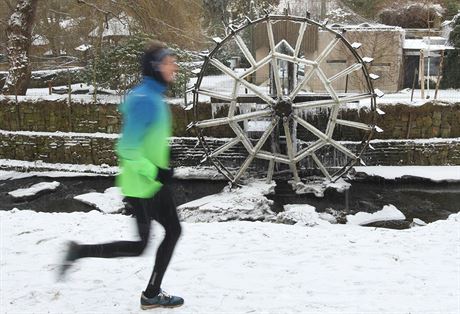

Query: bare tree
left=2, top=0, right=39, bottom=95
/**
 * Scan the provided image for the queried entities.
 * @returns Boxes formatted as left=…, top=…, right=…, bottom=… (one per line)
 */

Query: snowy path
left=1, top=210, right=459, bottom=314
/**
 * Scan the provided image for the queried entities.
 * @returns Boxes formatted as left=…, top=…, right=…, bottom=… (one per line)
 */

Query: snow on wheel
left=187, top=14, right=380, bottom=193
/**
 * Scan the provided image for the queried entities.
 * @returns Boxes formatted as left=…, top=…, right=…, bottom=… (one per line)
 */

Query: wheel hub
left=274, top=97, right=293, bottom=118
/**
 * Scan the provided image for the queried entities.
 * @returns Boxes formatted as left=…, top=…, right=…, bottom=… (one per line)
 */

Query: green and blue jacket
left=116, top=77, right=171, bottom=198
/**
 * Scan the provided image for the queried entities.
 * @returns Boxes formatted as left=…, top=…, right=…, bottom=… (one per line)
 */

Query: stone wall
left=0, top=98, right=121, bottom=133
left=0, top=97, right=459, bottom=168
left=1, top=97, right=459, bottom=139
left=1, top=132, right=459, bottom=167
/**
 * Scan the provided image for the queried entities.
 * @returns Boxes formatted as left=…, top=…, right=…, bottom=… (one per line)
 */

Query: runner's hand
left=156, top=167, right=174, bottom=184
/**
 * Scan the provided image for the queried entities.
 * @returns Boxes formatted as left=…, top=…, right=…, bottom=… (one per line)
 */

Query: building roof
left=89, top=14, right=134, bottom=38
left=403, top=37, right=454, bottom=52
left=329, top=23, right=403, bottom=32
left=32, top=35, right=49, bottom=46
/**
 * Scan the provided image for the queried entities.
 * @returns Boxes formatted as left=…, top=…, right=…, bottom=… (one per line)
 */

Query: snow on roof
left=276, top=0, right=367, bottom=23
left=59, top=18, right=81, bottom=29
left=89, top=14, right=134, bottom=38
left=403, top=38, right=454, bottom=51
left=43, top=49, right=67, bottom=56
left=441, top=20, right=453, bottom=27
left=330, top=23, right=403, bottom=31
left=74, top=44, right=92, bottom=52
left=29, top=67, right=84, bottom=76
left=32, top=35, right=49, bottom=46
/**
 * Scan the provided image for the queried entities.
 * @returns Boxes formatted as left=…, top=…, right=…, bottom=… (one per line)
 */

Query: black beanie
left=141, top=47, right=174, bottom=86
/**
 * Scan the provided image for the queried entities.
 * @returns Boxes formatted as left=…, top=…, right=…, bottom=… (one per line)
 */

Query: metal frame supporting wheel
left=187, top=13, right=380, bottom=192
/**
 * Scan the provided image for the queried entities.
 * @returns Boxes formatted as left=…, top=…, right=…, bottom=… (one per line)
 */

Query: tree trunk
left=2, top=0, right=39, bottom=95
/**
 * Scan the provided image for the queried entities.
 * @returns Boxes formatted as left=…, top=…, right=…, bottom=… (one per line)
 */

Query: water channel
left=1, top=175, right=459, bottom=229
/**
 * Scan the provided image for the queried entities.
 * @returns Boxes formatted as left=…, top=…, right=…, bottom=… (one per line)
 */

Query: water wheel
left=187, top=13, right=380, bottom=193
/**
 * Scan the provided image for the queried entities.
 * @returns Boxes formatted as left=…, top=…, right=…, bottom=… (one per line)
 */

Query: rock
left=410, top=218, right=427, bottom=227
left=364, top=220, right=411, bottom=229
left=8, top=181, right=60, bottom=201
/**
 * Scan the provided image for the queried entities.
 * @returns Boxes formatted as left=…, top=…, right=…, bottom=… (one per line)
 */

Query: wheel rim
left=189, top=14, right=378, bottom=188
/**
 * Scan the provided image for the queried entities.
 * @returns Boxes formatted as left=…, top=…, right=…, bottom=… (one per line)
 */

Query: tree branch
left=48, top=8, right=72, bottom=17
left=76, top=0, right=111, bottom=15
left=2, top=0, right=13, bottom=11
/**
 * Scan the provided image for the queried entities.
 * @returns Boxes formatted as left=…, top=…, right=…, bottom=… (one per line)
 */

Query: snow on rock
left=324, top=178, right=351, bottom=193
left=410, top=218, right=428, bottom=228
left=173, top=166, right=224, bottom=180
left=8, top=181, right=60, bottom=199
left=178, top=180, right=276, bottom=222
left=74, top=187, right=124, bottom=214
left=294, top=178, right=351, bottom=197
left=276, top=204, right=332, bottom=226
left=346, top=204, right=406, bottom=226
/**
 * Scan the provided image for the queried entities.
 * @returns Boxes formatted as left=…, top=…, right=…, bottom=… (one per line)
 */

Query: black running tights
left=77, top=185, right=182, bottom=295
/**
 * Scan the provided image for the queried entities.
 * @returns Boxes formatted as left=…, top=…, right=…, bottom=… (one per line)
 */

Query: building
left=402, top=36, right=454, bottom=88
left=251, top=21, right=404, bottom=93
left=88, top=14, right=135, bottom=45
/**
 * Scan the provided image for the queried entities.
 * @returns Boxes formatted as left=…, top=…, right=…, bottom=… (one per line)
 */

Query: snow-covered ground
left=1, top=166, right=459, bottom=312
left=1, top=209, right=459, bottom=313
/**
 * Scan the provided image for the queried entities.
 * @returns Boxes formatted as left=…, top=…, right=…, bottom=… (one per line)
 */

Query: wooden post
left=419, top=49, right=425, bottom=99
left=434, top=50, right=444, bottom=100
left=411, top=67, right=418, bottom=102
left=67, top=70, right=72, bottom=105
left=345, top=74, right=349, bottom=93
left=320, top=0, right=326, bottom=19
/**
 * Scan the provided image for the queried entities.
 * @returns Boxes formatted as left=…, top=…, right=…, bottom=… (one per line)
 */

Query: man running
left=59, top=40, right=183, bottom=310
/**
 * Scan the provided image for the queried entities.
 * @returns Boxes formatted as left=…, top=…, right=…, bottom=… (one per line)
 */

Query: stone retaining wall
left=1, top=97, right=459, bottom=139
left=0, top=97, right=459, bottom=168
left=1, top=133, right=459, bottom=167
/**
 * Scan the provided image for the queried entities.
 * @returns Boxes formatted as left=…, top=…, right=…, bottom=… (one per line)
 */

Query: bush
left=440, top=21, right=460, bottom=88
left=82, top=34, right=192, bottom=97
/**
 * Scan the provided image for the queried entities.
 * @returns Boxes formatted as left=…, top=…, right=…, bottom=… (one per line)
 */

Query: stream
left=1, top=175, right=459, bottom=228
